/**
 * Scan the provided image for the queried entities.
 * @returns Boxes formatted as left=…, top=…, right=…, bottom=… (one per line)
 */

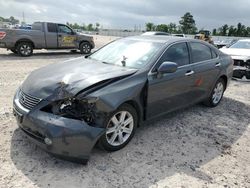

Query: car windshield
left=89, top=39, right=163, bottom=69
left=230, top=41, right=250, bottom=49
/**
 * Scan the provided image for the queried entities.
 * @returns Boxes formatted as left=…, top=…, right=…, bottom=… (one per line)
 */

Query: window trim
left=188, top=42, right=219, bottom=65
left=47, top=23, right=58, bottom=33
left=57, top=24, right=74, bottom=34
left=150, top=41, right=191, bottom=74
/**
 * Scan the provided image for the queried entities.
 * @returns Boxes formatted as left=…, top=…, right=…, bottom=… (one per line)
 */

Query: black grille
left=19, top=90, right=41, bottom=110
left=233, top=59, right=245, bottom=66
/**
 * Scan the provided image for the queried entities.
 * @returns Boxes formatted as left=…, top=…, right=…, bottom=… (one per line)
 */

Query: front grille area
left=19, top=90, right=42, bottom=110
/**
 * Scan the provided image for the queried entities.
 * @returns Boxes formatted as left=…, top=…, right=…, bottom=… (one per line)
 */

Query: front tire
left=203, top=78, right=225, bottom=107
left=79, top=42, right=91, bottom=54
left=99, top=104, right=137, bottom=151
left=16, top=42, right=33, bottom=57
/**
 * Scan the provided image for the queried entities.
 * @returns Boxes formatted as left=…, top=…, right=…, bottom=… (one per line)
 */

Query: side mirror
left=158, top=61, right=178, bottom=74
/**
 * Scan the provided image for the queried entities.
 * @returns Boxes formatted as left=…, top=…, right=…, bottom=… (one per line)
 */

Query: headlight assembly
left=42, top=97, right=97, bottom=125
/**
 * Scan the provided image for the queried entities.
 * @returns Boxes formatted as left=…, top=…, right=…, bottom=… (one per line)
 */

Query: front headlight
left=42, top=97, right=97, bottom=125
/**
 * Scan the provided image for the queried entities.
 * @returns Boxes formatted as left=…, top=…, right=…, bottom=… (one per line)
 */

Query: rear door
left=189, top=42, right=221, bottom=102
left=45, top=23, right=58, bottom=48
left=147, top=42, right=196, bottom=119
left=57, top=24, right=77, bottom=48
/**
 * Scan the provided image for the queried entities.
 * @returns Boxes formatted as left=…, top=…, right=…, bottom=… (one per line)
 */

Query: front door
left=57, top=24, right=77, bottom=48
left=147, top=42, right=196, bottom=119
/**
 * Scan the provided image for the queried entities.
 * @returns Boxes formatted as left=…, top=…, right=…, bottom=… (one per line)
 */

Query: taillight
left=0, top=31, right=6, bottom=40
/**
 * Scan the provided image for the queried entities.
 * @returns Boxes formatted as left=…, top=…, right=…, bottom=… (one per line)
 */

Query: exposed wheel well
left=15, top=39, right=35, bottom=48
left=79, top=40, right=92, bottom=49
left=123, top=100, right=142, bottom=126
left=219, top=75, right=228, bottom=89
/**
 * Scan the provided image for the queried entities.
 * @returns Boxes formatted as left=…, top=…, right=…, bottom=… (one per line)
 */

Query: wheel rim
left=20, top=44, right=31, bottom=55
left=212, top=82, right=224, bottom=104
left=82, top=44, right=91, bottom=53
left=106, top=111, right=134, bottom=146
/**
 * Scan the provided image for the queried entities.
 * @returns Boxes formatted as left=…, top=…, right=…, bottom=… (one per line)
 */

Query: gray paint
left=0, top=22, right=94, bottom=50
left=13, top=36, right=233, bottom=163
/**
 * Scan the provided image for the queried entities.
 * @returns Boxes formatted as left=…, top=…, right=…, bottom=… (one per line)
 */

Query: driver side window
left=58, top=24, right=73, bottom=34
left=159, top=42, right=190, bottom=67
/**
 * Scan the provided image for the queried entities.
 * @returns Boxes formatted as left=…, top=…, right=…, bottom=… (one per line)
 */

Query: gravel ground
left=0, top=36, right=250, bottom=188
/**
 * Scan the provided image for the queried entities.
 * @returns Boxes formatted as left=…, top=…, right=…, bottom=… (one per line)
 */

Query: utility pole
left=22, top=11, right=25, bottom=24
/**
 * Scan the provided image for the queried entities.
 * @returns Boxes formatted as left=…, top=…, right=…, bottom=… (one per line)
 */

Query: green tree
left=87, top=23, right=94, bottom=31
left=168, top=23, right=177, bottom=33
left=236, top=22, right=246, bottom=36
left=212, top=28, right=217, bottom=36
left=8, top=16, right=19, bottom=25
left=145, top=22, right=155, bottom=31
left=81, top=23, right=86, bottom=30
left=218, top=24, right=228, bottom=36
left=95, top=22, right=100, bottom=31
left=228, top=26, right=236, bottom=36
left=179, top=12, right=197, bottom=34
left=155, top=24, right=169, bottom=32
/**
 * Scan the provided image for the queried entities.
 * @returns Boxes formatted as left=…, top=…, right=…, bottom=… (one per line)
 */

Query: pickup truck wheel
left=17, top=42, right=33, bottom=57
left=80, top=42, right=91, bottom=54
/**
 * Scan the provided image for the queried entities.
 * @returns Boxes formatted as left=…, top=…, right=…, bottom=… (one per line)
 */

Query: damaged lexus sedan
left=13, top=36, right=233, bottom=163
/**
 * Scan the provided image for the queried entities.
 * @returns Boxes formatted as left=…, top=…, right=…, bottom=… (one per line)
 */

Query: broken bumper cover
left=13, top=94, right=105, bottom=163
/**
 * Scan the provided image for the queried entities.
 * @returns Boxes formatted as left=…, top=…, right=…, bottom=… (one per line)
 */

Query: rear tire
left=16, top=42, right=33, bottom=57
left=99, top=104, right=137, bottom=151
left=79, top=42, right=91, bottom=54
left=203, top=78, right=225, bottom=107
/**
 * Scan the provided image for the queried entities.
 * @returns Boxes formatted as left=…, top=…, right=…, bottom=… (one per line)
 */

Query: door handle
left=185, top=70, right=194, bottom=76
left=215, top=62, right=221, bottom=67
left=58, top=34, right=62, bottom=37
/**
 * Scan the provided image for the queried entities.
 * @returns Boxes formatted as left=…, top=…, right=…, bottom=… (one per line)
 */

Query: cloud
left=1, top=0, right=250, bottom=29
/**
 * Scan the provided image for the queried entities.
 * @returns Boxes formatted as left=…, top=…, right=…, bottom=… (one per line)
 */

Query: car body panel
left=147, top=64, right=196, bottom=118
left=13, top=36, right=233, bottom=163
left=21, top=58, right=137, bottom=99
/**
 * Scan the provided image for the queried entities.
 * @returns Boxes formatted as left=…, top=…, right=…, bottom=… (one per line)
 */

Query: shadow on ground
left=10, top=97, right=250, bottom=187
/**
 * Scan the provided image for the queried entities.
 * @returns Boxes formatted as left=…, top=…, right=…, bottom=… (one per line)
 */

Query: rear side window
left=47, top=23, right=57, bottom=33
left=159, top=42, right=190, bottom=67
left=190, top=42, right=212, bottom=63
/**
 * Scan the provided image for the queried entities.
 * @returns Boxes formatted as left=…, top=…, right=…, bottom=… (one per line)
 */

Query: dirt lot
left=0, top=36, right=250, bottom=188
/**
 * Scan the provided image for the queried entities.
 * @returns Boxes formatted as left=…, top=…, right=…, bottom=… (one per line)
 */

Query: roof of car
left=126, top=35, right=194, bottom=44
left=238, top=39, right=250, bottom=42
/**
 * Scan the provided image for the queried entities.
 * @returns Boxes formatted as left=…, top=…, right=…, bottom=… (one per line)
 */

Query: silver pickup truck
left=0, top=22, right=95, bottom=56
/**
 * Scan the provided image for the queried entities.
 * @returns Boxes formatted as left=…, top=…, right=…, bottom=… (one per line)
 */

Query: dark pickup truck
left=0, top=22, right=95, bottom=56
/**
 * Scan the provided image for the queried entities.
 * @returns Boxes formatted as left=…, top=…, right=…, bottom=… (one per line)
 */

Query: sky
left=0, top=0, right=250, bottom=30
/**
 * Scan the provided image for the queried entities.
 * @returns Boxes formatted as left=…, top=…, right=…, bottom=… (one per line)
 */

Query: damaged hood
left=21, top=57, right=137, bottom=99
left=220, top=48, right=250, bottom=58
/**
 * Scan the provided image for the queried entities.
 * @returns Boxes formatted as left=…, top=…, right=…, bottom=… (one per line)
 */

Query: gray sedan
left=13, top=36, right=233, bottom=163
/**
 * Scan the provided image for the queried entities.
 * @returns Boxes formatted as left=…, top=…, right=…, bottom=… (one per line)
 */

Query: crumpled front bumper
left=13, top=93, right=105, bottom=164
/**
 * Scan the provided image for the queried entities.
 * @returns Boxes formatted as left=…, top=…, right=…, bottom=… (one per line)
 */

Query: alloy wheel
left=106, top=111, right=134, bottom=146
left=212, top=82, right=224, bottom=104
left=20, top=44, right=31, bottom=56
left=81, top=43, right=91, bottom=54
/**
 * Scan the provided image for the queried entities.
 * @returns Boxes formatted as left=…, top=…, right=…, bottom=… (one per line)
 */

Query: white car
left=220, top=39, right=250, bottom=79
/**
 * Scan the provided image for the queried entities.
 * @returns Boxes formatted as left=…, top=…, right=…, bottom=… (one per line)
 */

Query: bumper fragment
left=13, top=99, right=105, bottom=163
